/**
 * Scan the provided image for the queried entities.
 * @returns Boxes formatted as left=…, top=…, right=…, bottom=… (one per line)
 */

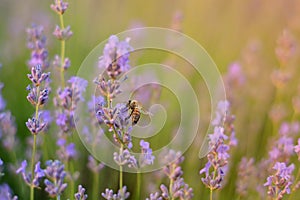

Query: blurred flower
left=271, top=70, right=291, bottom=89
left=294, top=138, right=300, bottom=160
left=98, top=35, right=132, bottom=79
left=44, top=160, right=67, bottom=198
left=53, top=55, right=71, bottom=70
left=0, top=83, right=6, bottom=112
left=26, top=24, right=49, bottom=70
left=74, top=185, right=88, bottom=200
left=275, top=29, right=297, bottom=66
left=54, top=76, right=88, bottom=134
left=279, top=121, right=300, bottom=136
left=87, top=155, right=104, bottom=174
left=0, top=184, right=18, bottom=200
left=101, top=186, right=130, bottom=200
left=264, top=162, right=294, bottom=199
left=0, top=111, right=18, bottom=151
left=56, top=138, right=77, bottom=161
left=236, top=157, right=255, bottom=197
left=269, top=104, right=287, bottom=124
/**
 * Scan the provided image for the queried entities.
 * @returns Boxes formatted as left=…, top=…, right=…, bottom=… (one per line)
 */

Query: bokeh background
left=1, top=0, right=300, bottom=199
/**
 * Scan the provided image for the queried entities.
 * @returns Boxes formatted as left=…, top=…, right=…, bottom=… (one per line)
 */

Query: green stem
left=136, top=171, right=141, bottom=200
left=169, top=178, right=174, bottom=200
left=92, top=172, right=100, bottom=200
left=119, top=144, right=123, bottom=190
left=58, top=1, right=65, bottom=88
left=30, top=86, right=40, bottom=200
left=210, top=188, right=213, bottom=200
left=69, top=160, right=75, bottom=200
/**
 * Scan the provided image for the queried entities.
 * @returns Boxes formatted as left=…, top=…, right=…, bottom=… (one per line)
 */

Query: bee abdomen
left=132, top=109, right=141, bottom=125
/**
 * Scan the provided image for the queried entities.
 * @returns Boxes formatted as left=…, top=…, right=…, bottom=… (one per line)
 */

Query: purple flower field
left=1, top=1, right=300, bottom=199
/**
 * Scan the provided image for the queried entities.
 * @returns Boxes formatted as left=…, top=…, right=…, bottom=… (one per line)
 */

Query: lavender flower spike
left=101, top=186, right=130, bottom=200
left=16, top=160, right=44, bottom=187
left=139, top=140, right=155, bottom=167
left=44, top=160, right=67, bottom=198
left=74, top=185, right=88, bottom=200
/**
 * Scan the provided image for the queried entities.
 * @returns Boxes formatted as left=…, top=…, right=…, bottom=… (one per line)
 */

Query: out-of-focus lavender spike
left=294, top=139, right=300, bottom=160
left=0, top=83, right=6, bottom=111
left=53, top=55, right=71, bottom=70
left=236, top=157, right=255, bottom=197
left=44, top=160, right=68, bottom=198
left=26, top=25, right=49, bottom=70
left=0, top=183, right=18, bottom=200
left=275, top=29, right=297, bottom=65
left=56, top=138, right=78, bottom=161
left=87, top=155, right=104, bottom=174
left=74, top=185, right=88, bottom=200
left=98, top=35, right=132, bottom=79
left=264, top=162, right=294, bottom=199
left=0, top=111, right=18, bottom=151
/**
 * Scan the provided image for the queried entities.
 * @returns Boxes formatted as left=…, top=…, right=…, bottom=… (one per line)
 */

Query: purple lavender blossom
left=101, top=186, right=130, bottom=200
left=94, top=77, right=121, bottom=100
left=139, top=140, right=155, bottom=167
left=200, top=127, right=228, bottom=190
left=98, top=35, right=132, bottom=79
left=44, top=160, right=67, bottom=198
left=264, top=162, right=294, bottom=199
left=51, top=0, right=69, bottom=15
left=0, top=184, right=18, bottom=200
left=26, top=24, right=49, bottom=70
left=53, top=25, right=73, bottom=40
left=74, top=185, right=88, bottom=200
left=155, top=150, right=193, bottom=200
left=16, top=160, right=45, bottom=187
left=25, top=117, right=46, bottom=135
left=200, top=100, right=237, bottom=191
left=146, top=192, right=162, bottom=200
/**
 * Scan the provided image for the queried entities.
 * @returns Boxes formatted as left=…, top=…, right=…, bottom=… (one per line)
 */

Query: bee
left=127, top=100, right=142, bottom=125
